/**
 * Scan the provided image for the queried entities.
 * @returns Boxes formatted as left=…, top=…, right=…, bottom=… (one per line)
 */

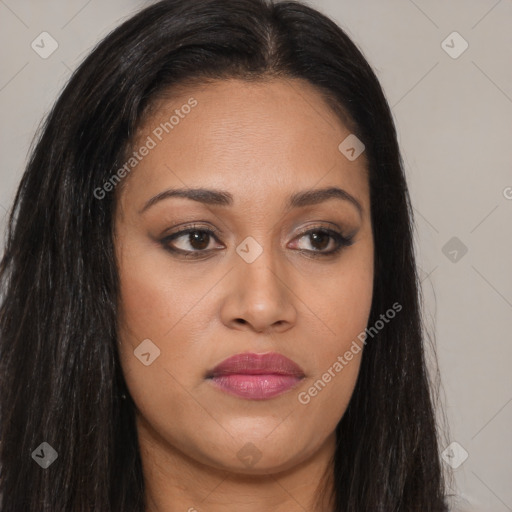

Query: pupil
left=190, top=231, right=209, bottom=250
left=311, top=232, right=329, bottom=250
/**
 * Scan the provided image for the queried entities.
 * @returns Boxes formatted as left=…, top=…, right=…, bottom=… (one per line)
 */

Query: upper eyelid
left=165, top=224, right=347, bottom=239
left=164, top=225, right=352, bottom=249
left=163, top=225, right=222, bottom=241
left=164, top=218, right=351, bottom=235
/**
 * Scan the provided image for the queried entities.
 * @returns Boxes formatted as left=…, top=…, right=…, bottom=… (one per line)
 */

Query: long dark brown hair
left=0, top=0, right=449, bottom=510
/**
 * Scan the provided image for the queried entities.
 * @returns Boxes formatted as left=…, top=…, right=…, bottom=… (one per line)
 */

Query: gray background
left=0, top=1, right=511, bottom=510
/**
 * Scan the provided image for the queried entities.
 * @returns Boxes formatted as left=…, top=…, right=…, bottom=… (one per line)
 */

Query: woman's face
left=114, top=78, right=373, bottom=476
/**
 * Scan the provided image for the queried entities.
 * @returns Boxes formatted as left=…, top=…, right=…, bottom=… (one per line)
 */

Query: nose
left=219, top=244, right=297, bottom=335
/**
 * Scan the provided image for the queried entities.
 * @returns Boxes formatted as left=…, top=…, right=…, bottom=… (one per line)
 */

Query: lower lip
left=208, top=374, right=303, bottom=400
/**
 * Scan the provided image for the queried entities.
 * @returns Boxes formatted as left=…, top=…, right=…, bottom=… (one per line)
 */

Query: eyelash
left=160, top=223, right=355, bottom=259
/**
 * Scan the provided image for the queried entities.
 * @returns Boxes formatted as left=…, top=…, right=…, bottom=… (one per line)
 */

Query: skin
left=114, top=78, right=374, bottom=512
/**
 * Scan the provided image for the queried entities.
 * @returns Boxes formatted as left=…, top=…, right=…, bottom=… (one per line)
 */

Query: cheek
left=115, top=258, right=208, bottom=447
left=328, top=267, right=373, bottom=341
left=311, top=240, right=374, bottom=352
left=114, top=239, right=203, bottom=413
left=295, top=245, right=373, bottom=416
left=115, top=237, right=213, bottom=342
left=117, top=265, right=178, bottom=340
left=292, top=286, right=371, bottom=441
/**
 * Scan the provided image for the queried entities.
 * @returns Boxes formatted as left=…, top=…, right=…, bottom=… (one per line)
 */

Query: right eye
left=161, top=225, right=224, bottom=257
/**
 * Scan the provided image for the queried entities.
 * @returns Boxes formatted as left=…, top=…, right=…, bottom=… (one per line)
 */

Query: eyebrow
left=140, top=186, right=363, bottom=218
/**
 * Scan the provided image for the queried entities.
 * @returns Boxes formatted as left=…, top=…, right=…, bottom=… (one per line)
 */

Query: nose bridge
left=221, top=233, right=296, bottom=332
left=236, top=234, right=283, bottom=300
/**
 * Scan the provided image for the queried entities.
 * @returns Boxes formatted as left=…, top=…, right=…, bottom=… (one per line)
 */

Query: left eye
left=290, top=228, right=354, bottom=255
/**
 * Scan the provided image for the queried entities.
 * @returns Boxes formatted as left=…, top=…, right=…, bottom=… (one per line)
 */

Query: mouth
left=205, top=352, right=305, bottom=400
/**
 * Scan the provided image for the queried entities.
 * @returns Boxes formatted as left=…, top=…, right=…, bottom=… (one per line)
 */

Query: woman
left=0, top=0, right=449, bottom=510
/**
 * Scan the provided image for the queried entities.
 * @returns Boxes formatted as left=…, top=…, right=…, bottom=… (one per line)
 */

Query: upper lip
left=206, top=352, right=305, bottom=378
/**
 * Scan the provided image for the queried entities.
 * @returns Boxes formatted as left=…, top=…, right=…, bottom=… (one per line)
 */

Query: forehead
left=118, top=78, right=369, bottom=213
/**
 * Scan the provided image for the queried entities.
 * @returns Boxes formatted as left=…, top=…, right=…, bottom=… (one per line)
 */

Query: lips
left=206, top=352, right=305, bottom=400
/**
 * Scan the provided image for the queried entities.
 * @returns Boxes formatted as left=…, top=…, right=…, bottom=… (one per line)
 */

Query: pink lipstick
left=206, top=352, right=305, bottom=400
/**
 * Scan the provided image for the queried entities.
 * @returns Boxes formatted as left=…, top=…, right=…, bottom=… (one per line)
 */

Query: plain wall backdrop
left=0, top=1, right=511, bottom=510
